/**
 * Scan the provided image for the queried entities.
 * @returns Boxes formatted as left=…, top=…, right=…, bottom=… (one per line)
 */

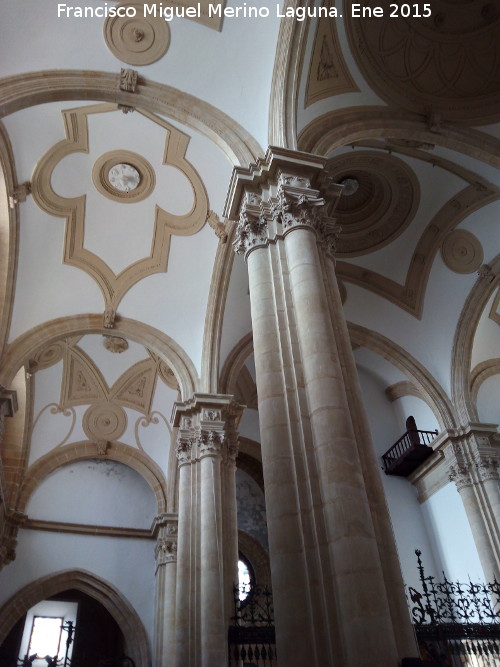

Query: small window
left=238, top=555, right=255, bottom=602
left=28, top=616, right=63, bottom=659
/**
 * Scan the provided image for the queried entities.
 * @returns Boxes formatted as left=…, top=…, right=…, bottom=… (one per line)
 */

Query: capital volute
left=155, top=537, right=177, bottom=566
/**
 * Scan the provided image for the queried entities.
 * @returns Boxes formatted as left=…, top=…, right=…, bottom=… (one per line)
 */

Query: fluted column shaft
left=448, top=428, right=500, bottom=583
left=154, top=517, right=178, bottom=666
left=172, top=395, right=243, bottom=667
left=227, top=147, right=419, bottom=666
left=199, top=438, right=225, bottom=667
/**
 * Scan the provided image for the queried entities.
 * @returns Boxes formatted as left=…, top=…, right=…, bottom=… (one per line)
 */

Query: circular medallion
left=104, top=4, right=170, bottom=66
left=108, top=163, right=140, bottom=192
left=33, top=341, right=66, bottom=370
left=326, top=151, right=419, bottom=256
left=83, top=403, right=127, bottom=442
left=92, top=150, right=155, bottom=203
left=441, top=230, right=484, bottom=274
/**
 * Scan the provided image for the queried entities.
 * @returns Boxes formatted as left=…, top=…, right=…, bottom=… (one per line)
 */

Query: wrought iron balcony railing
left=382, top=429, right=438, bottom=476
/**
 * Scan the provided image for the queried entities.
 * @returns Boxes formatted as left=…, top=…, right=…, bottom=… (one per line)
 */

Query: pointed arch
left=0, top=569, right=151, bottom=666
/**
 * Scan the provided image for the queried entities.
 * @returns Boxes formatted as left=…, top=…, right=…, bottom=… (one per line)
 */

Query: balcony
left=382, top=429, right=438, bottom=477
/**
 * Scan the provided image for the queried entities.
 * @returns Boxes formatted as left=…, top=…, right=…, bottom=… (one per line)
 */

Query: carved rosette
left=155, top=537, right=177, bottom=566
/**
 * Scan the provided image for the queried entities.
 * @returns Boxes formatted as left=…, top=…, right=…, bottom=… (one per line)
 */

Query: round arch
left=348, top=321, right=457, bottom=430
left=17, top=441, right=167, bottom=515
left=451, top=255, right=500, bottom=424
left=0, top=70, right=262, bottom=167
left=219, top=325, right=457, bottom=430
left=219, top=331, right=254, bottom=397
left=297, top=107, right=500, bottom=169
left=0, top=314, right=199, bottom=400
left=0, top=569, right=152, bottom=666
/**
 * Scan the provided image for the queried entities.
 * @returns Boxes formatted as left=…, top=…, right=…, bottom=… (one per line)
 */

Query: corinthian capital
left=476, top=457, right=500, bottom=483
left=233, top=193, right=269, bottom=257
left=448, top=463, right=473, bottom=491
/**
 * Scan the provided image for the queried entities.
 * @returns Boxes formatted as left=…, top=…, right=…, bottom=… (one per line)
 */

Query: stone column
left=225, top=147, right=419, bottom=666
left=172, top=395, right=243, bottom=667
left=154, top=516, right=178, bottom=666
left=447, top=425, right=500, bottom=583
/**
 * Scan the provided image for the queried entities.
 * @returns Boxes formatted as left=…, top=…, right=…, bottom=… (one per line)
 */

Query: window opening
left=28, top=616, right=63, bottom=659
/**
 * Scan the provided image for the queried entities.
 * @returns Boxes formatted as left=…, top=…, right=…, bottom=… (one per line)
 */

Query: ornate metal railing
left=382, top=429, right=438, bottom=476
left=409, top=550, right=500, bottom=665
left=228, top=583, right=276, bottom=666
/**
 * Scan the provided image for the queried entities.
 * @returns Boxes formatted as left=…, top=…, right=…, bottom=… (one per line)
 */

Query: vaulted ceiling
left=0, top=0, right=499, bottom=514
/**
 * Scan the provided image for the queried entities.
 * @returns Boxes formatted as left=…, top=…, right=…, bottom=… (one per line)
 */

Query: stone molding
left=451, top=255, right=500, bottom=424
left=0, top=70, right=262, bottom=167
left=0, top=314, right=199, bottom=399
left=268, top=0, right=306, bottom=148
left=0, top=123, right=19, bottom=360
left=298, top=107, right=500, bottom=170
left=385, top=381, right=423, bottom=403
left=470, top=358, right=500, bottom=407
left=348, top=322, right=456, bottom=430
left=31, top=102, right=208, bottom=314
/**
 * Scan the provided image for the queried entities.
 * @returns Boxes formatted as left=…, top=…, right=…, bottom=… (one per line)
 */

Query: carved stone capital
left=448, top=463, right=474, bottom=491
left=475, top=457, right=500, bottom=483
left=199, top=430, right=224, bottom=458
left=233, top=193, right=269, bottom=257
left=155, top=537, right=177, bottom=566
left=176, top=436, right=193, bottom=466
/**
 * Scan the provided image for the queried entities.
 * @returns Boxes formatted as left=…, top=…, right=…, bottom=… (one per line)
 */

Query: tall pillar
left=154, top=515, right=178, bottom=666
left=446, top=424, right=500, bottom=583
left=225, top=147, right=419, bottom=666
left=172, top=394, right=243, bottom=667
